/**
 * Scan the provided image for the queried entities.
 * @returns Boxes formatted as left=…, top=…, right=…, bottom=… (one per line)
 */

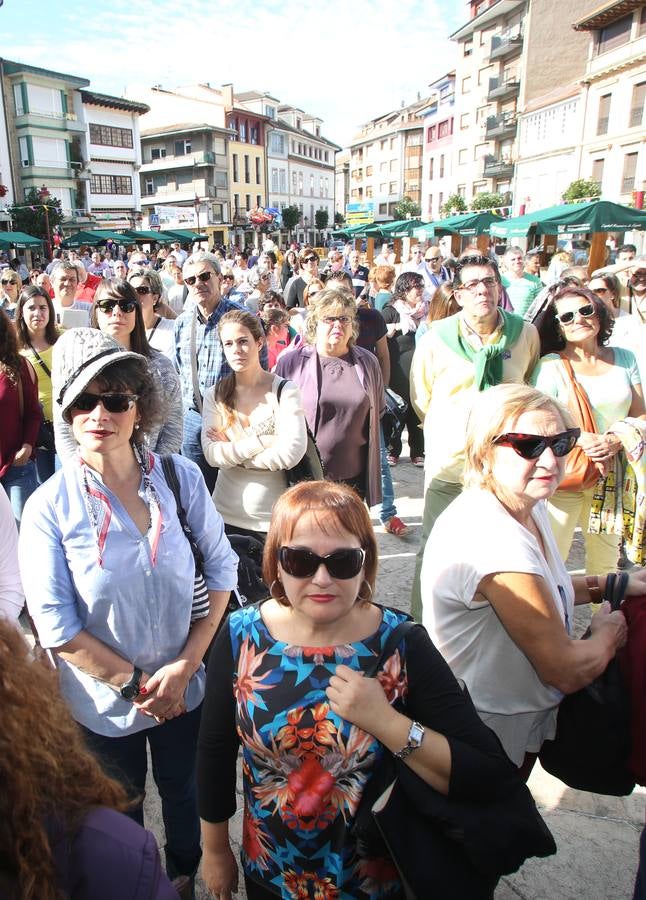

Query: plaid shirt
left=174, top=297, right=268, bottom=412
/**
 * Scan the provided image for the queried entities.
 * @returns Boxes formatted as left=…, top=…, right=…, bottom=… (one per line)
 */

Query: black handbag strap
left=161, top=455, right=205, bottom=574
left=28, top=343, right=52, bottom=378
left=364, top=619, right=416, bottom=678
left=604, top=572, right=629, bottom=611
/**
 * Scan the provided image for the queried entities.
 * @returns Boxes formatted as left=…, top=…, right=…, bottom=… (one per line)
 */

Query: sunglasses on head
left=184, top=271, right=213, bottom=286
left=97, top=298, right=137, bottom=314
left=555, top=303, right=595, bottom=325
left=494, top=428, right=581, bottom=459
left=72, top=392, right=139, bottom=413
left=279, top=546, right=366, bottom=579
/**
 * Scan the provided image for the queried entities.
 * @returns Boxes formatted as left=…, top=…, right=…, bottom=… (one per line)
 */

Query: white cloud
left=2, top=0, right=464, bottom=146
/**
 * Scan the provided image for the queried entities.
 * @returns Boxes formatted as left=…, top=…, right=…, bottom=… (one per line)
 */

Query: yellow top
left=21, top=344, right=55, bottom=421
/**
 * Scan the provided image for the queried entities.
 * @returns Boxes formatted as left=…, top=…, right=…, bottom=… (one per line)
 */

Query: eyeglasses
left=132, top=285, right=153, bottom=296
left=303, top=256, right=318, bottom=264
left=494, top=428, right=581, bottom=460
left=184, top=271, right=213, bottom=286
left=555, top=303, right=596, bottom=325
left=97, top=299, right=137, bottom=314
left=425, top=256, right=442, bottom=263
left=457, top=276, right=498, bottom=293
left=1, top=278, right=17, bottom=286
left=221, top=275, right=234, bottom=281
left=72, top=392, right=139, bottom=413
left=279, top=546, right=366, bottom=579
left=97, top=298, right=137, bottom=314
left=321, top=315, right=352, bottom=325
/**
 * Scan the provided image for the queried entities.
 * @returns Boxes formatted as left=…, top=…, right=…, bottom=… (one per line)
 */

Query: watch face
left=120, top=683, right=139, bottom=701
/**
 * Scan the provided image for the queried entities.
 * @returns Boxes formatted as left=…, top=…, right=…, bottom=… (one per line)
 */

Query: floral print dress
left=199, top=603, right=410, bottom=899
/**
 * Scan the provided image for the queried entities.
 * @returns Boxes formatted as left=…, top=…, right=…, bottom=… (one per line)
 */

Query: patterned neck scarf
left=79, top=443, right=163, bottom=568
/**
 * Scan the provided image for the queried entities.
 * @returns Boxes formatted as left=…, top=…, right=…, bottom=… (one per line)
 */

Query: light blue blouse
left=19, top=453, right=238, bottom=737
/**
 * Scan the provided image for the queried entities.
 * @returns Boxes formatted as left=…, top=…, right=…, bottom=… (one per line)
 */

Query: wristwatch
left=394, top=720, right=425, bottom=759
left=119, top=666, right=143, bottom=701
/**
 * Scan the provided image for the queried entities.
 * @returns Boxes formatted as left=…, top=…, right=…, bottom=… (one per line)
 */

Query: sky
left=1, top=0, right=465, bottom=147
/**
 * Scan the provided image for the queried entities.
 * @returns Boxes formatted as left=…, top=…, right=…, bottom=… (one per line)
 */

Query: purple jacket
left=275, top=342, right=384, bottom=506
left=51, top=807, right=179, bottom=899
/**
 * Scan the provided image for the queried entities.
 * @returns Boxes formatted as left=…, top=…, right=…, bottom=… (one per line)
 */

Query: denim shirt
left=19, top=453, right=238, bottom=737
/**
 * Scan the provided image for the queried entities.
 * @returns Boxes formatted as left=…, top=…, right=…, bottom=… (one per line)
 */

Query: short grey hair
left=183, top=250, right=221, bottom=277
left=504, top=245, right=524, bottom=259
left=51, top=260, right=79, bottom=281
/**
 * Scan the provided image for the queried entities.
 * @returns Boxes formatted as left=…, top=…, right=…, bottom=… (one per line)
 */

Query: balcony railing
left=489, top=33, right=523, bottom=61
left=483, top=155, right=515, bottom=178
left=487, top=77, right=520, bottom=102
left=485, top=113, right=517, bottom=140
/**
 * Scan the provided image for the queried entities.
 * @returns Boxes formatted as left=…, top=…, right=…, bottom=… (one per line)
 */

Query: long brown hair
left=0, top=620, right=130, bottom=899
left=0, top=308, right=23, bottom=383
left=426, top=282, right=459, bottom=324
left=15, top=286, right=60, bottom=349
left=215, top=309, right=265, bottom=428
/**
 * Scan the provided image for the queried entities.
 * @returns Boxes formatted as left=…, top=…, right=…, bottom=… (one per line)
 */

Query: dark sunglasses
left=133, top=285, right=153, bottom=295
left=185, top=271, right=213, bottom=286
left=303, top=256, right=317, bottom=264
left=494, top=428, right=581, bottom=459
left=555, top=303, right=595, bottom=325
left=221, top=274, right=234, bottom=280
left=72, top=392, right=139, bottom=413
left=97, top=298, right=138, bottom=314
left=279, top=546, right=366, bottom=579
left=1, top=278, right=17, bottom=285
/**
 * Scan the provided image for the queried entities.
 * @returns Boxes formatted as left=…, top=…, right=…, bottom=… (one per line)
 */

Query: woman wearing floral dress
left=197, top=481, right=523, bottom=899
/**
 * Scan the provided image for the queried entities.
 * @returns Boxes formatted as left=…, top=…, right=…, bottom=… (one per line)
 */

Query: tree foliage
left=281, top=205, right=301, bottom=237
left=8, top=187, right=64, bottom=241
left=441, top=193, right=468, bottom=217
left=470, top=191, right=505, bottom=211
left=315, top=210, right=329, bottom=231
left=561, top=178, right=602, bottom=204
left=334, top=211, right=345, bottom=226
left=393, top=196, right=421, bottom=220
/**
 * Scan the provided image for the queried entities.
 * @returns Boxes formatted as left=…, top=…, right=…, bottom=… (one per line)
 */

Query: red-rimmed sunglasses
left=493, top=429, right=581, bottom=460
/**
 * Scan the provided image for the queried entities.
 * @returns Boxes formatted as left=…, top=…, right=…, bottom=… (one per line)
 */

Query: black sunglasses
left=555, top=303, right=596, bottom=325
left=1, top=278, right=17, bottom=285
left=303, top=256, right=318, bottom=264
left=278, top=546, right=366, bottom=579
left=72, top=392, right=139, bottom=413
left=494, top=428, right=581, bottom=460
left=133, top=285, right=153, bottom=295
left=185, top=271, right=213, bottom=286
left=97, top=299, right=137, bottom=314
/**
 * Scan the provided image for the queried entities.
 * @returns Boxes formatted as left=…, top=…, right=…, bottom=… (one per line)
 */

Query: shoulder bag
left=276, top=378, right=324, bottom=486
left=382, top=387, right=407, bottom=448
left=353, top=621, right=556, bottom=900
left=557, top=354, right=602, bottom=492
left=27, top=346, right=56, bottom=451
left=539, top=572, right=635, bottom=795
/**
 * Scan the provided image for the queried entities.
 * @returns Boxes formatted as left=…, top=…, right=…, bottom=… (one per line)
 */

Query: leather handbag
left=557, top=355, right=602, bottom=492
left=276, top=378, right=324, bottom=486
left=353, top=622, right=557, bottom=899
left=539, top=573, right=635, bottom=796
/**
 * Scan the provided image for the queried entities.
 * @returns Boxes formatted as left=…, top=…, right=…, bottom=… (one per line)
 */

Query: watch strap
left=394, top=720, right=425, bottom=759
left=120, top=665, right=143, bottom=699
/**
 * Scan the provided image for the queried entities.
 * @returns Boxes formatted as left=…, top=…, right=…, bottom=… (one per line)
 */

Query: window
left=269, top=132, right=285, bottom=154
left=366, top=165, right=373, bottom=176
left=325, top=177, right=329, bottom=197
left=319, top=176, right=324, bottom=196
left=90, top=174, right=133, bottom=195
left=250, top=126, right=259, bottom=145
left=389, top=159, right=397, bottom=172
left=462, top=76, right=471, bottom=93
left=458, top=184, right=466, bottom=197
left=622, top=152, right=638, bottom=193
left=310, top=175, right=314, bottom=196
left=255, top=157, right=260, bottom=184
left=597, top=93, right=611, bottom=135
left=174, top=139, right=191, bottom=156
left=475, top=142, right=489, bottom=161
left=257, top=195, right=262, bottom=207
left=478, top=66, right=492, bottom=87
left=591, top=158, right=604, bottom=189
left=379, top=202, right=388, bottom=214
left=439, top=154, right=445, bottom=178
left=380, top=139, right=387, bottom=150
left=19, top=136, right=30, bottom=167
left=239, top=120, right=247, bottom=141
left=89, top=124, right=134, bottom=149
left=245, top=194, right=251, bottom=211
left=597, top=13, right=632, bottom=55
left=460, top=113, right=470, bottom=129
left=32, top=136, right=68, bottom=169
left=630, top=82, right=646, bottom=128
left=459, top=148, right=468, bottom=164
left=366, top=186, right=373, bottom=198
left=151, top=147, right=167, bottom=160
left=379, top=182, right=387, bottom=193
left=145, top=177, right=154, bottom=195
left=428, top=194, right=433, bottom=214
left=25, top=84, right=64, bottom=117
left=215, top=171, right=228, bottom=188
left=296, top=117, right=302, bottom=129
left=429, top=158, right=434, bottom=179
left=265, top=105, right=276, bottom=119
left=13, top=83, right=25, bottom=115
left=176, top=171, right=193, bottom=186
left=390, top=137, right=396, bottom=150
left=244, top=155, right=250, bottom=183
left=389, top=181, right=397, bottom=193
left=232, top=153, right=239, bottom=182
left=463, top=38, right=473, bottom=56
left=271, top=167, right=279, bottom=192
left=292, top=171, right=297, bottom=193
left=380, top=161, right=388, bottom=173
left=298, top=172, right=303, bottom=196
left=234, top=193, right=240, bottom=213
left=641, top=5, right=646, bottom=35
left=324, top=151, right=329, bottom=162
left=438, top=121, right=449, bottom=139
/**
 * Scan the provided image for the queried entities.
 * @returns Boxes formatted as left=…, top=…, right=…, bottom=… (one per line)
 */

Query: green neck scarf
left=434, top=309, right=525, bottom=391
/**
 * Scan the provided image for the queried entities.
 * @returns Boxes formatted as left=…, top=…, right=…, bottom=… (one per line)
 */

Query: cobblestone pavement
left=142, top=455, right=644, bottom=899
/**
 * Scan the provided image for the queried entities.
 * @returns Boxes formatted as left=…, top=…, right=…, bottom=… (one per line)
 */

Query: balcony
left=140, top=152, right=222, bottom=173
left=193, top=150, right=216, bottom=166
left=483, top=155, right=515, bottom=179
left=14, top=108, right=86, bottom=133
left=487, top=77, right=520, bottom=102
left=489, top=33, right=523, bottom=61
left=485, top=113, right=517, bottom=140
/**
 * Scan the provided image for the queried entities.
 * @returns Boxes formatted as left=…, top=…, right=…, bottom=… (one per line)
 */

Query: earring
left=357, top=580, right=373, bottom=603
left=270, top=579, right=286, bottom=601
left=134, top=422, right=141, bottom=430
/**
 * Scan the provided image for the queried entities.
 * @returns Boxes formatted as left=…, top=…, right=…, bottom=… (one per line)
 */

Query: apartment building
left=82, top=90, right=148, bottom=230
left=420, top=72, right=456, bottom=220
left=0, top=59, right=90, bottom=222
left=574, top=2, right=646, bottom=203
left=347, top=97, right=428, bottom=223
left=139, top=123, right=230, bottom=243
left=450, top=0, right=527, bottom=208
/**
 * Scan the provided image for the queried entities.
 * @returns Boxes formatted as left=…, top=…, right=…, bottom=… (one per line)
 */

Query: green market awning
left=489, top=200, right=646, bottom=239
left=61, top=229, right=127, bottom=248
left=0, top=230, right=43, bottom=248
left=417, top=211, right=500, bottom=239
left=378, top=218, right=426, bottom=238
left=121, top=229, right=176, bottom=244
left=162, top=229, right=208, bottom=242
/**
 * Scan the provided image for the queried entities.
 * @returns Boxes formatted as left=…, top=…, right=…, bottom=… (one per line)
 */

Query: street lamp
left=37, top=185, right=52, bottom=260
left=194, top=194, right=201, bottom=235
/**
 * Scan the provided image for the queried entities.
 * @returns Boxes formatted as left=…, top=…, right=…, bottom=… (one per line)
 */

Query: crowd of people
left=1, top=232, right=645, bottom=899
